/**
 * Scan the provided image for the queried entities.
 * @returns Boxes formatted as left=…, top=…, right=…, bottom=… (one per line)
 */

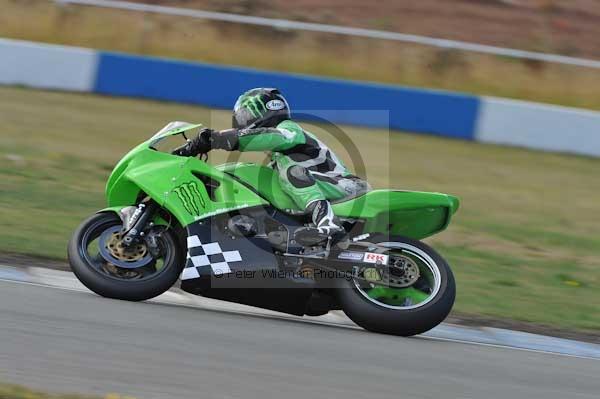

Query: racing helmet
left=232, top=88, right=291, bottom=129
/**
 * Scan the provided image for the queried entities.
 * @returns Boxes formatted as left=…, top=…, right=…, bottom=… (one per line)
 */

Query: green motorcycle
left=68, top=122, right=460, bottom=336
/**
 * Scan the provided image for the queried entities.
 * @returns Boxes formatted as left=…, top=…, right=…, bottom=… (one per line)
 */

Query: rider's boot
left=295, top=200, right=344, bottom=245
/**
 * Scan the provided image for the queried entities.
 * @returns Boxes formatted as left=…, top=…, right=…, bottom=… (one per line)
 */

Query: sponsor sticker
left=174, top=182, right=206, bottom=217
left=337, top=251, right=365, bottom=261
left=266, top=99, right=285, bottom=110
left=363, top=252, right=389, bottom=265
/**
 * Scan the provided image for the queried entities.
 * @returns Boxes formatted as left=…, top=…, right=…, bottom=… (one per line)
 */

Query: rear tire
left=337, top=235, right=455, bottom=336
left=68, top=212, right=185, bottom=301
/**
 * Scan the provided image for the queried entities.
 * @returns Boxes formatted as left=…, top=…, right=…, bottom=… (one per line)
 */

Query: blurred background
left=5, top=0, right=600, bottom=107
left=1, top=1, right=599, bottom=395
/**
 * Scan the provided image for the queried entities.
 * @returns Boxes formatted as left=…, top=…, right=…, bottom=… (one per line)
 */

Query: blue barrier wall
left=3, top=38, right=598, bottom=157
left=95, top=52, right=480, bottom=139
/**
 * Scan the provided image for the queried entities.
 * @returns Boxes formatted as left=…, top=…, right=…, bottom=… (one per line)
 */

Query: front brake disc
left=98, top=225, right=153, bottom=269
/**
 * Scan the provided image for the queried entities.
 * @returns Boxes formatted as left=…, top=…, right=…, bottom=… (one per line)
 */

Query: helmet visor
left=232, top=106, right=257, bottom=129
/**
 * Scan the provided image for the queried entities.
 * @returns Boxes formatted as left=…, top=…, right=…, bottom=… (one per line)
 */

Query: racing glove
left=172, top=128, right=214, bottom=157
left=173, top=128, right=242, bottom=156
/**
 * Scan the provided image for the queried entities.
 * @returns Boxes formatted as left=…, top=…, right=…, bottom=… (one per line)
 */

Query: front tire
left=337, top=235, right=455, bottom=336
left=68, top=212, right=185, bottom=301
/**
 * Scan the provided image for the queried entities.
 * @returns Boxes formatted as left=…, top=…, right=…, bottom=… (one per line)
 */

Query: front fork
left=120, top=201, right=159, bottom=247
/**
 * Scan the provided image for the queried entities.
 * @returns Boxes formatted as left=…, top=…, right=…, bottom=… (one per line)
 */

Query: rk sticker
left=363, top=252, right=389, bottom=265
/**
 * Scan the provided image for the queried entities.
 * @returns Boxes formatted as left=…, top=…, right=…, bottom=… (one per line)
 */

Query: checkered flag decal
left=181, top=235, right=243, bottom=280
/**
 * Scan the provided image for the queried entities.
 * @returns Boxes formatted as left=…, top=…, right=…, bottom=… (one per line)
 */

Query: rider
left=179, top=87, right=370, bottom=240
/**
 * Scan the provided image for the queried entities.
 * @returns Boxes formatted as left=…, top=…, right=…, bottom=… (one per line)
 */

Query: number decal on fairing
left=173, top=182, right=206, bottom=216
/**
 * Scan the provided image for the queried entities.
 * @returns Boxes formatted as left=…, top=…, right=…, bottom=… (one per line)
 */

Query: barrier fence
left=55, top=0, right=600, bottom=70
left=1, top=38, right=599, bottom=157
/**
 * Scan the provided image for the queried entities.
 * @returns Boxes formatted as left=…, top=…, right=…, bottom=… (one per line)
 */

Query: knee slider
left=287, top=165, right=315, bottom=188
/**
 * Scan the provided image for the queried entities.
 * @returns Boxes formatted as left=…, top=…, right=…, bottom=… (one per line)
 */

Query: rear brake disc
left=360, top=254, right=420, bottom=288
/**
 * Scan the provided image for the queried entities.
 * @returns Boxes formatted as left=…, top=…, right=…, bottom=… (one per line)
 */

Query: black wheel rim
left=79, top=216, right=175, bottom=282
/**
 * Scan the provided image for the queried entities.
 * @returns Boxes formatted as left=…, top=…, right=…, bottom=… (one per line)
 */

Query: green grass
left=0, top=382, right=124, bottom=399
left=2, top=0, right=600, bottom=110
left=1, top=86, right=599, bottom=332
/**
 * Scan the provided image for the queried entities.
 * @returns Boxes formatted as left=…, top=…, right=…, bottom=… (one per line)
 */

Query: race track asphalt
left=1, top=280, right=599, bottom=399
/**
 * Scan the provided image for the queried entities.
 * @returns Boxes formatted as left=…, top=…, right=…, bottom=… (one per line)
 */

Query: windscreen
left=150, top=121, right=203, bottom=153
left=151, top=121, right=199, bottom=140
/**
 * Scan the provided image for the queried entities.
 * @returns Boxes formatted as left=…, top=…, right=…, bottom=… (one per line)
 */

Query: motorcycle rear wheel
left=68, top=212, right=185, bottom=301
left=337, top=234, right=455, bottom=336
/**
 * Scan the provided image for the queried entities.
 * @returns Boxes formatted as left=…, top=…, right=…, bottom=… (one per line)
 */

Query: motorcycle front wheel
left=337, top=234, right=455, bottom=336
left=68, top=212, right=185, bottom=301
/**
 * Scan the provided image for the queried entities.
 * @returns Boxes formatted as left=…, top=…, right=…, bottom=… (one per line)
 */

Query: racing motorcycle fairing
left=105, top=145, right=269, bottom=227
left=333, top=189, right=459, bottom=240
left=179, top=211, right=315, bottom=315
left=218, top=162, right=459, bottom=240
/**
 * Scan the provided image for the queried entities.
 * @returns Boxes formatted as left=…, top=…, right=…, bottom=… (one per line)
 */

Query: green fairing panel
left=217, top=163, right=459, bottom=240
left=333, top=190, right=460, bottom=239
left=105, top=146, right=267, bottom=227
left=216, top=162, right=300, bottom=211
